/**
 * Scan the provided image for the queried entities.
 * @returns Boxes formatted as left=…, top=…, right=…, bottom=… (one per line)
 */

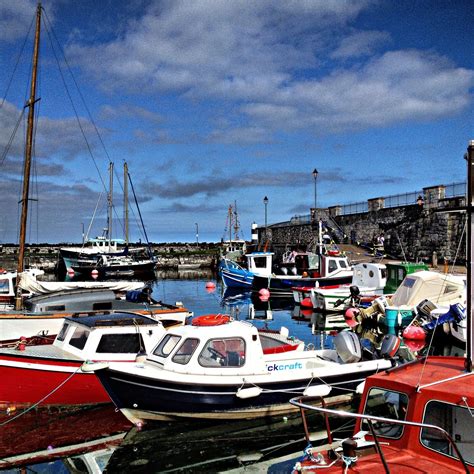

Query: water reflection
left=0, top=404, right=131, bottom=471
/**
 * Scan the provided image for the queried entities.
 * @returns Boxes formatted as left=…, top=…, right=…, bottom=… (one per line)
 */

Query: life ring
left=192, top=314, right=231, bottom=326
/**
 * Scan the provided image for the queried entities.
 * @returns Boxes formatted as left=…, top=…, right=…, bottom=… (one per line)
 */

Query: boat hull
left=220, top=269, right=253, bottom=288
left=0, top=355, right=110, bottom=406
left=252, top=274, right=353, bottom=297
left=95, top=367, right=378, bottom=422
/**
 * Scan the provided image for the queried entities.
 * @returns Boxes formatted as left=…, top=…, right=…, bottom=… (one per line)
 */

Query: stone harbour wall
left=262, top=187, right=466, bottom=266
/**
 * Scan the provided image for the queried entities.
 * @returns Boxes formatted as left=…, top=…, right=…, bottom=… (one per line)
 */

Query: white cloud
left=64, top=1, right=473, bottom=139
left=330, top=30, right=391, bottom=59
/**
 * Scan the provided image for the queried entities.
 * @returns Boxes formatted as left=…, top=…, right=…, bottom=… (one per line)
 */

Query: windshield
left=362, top=387, right=408, bottom=438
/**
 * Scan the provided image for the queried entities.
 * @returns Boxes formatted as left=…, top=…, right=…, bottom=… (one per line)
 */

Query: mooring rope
left=0, top=366, right=82, bottom=427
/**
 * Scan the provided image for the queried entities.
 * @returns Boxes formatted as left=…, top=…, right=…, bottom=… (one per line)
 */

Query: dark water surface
left=0, top=272, right=464, bottom=473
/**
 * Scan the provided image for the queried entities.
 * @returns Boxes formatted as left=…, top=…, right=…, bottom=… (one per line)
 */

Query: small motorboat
left=86, top=314, right=403, bottom=424
left=0, top=311, right=186, bottom=408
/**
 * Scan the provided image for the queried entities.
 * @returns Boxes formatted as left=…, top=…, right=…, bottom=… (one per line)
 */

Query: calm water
left=0, top=272, right=464, bottom=473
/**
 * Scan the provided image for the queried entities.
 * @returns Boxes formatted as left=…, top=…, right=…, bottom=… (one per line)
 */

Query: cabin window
left=172, top=338, right=199, bottom=365
left=307, top=255, right=319, bottom=269
left=0, top=279, right=9, bottom=294
left=198, top=337, right=245, bottom=368
left=362, top=387, right=408, bottom=438
left=153, top=334, right=181, bottom=358
left=46, top=305, right=66, bottom=311
left=92, top=302, right=113, bottom=310
left=328, top=260, right=338, bottom=273
left=253, top=257, right=268, bottom=269
left=96, top=334, right=145, bottom=353
left=69, top=327, right=90, bottom=350
left=421, top=400, right=474, bottom=464
left=403, top=277, right=416, bottom=288
left=339, top=259, right=348, bottom=269
left=56, top=323, right=70, bottom=342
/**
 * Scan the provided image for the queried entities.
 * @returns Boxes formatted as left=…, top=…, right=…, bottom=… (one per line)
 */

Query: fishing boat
left=85, top=314, right=403, bottom=424
left=219, top=251, right=274, bottom=288
left=308, top=262, right=387, bottom=312
left=251, top=250, right=353, bottom=297
left=0, top=311, right=187, bottom=408
left=64, top=162, right=156, bottom=277
left=287, top=140, right=474, bottom=473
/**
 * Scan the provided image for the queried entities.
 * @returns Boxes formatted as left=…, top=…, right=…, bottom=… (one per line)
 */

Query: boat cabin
left=53, top=312, right=166, bottom=361
left=384, top=261, right=429, bottom=294
left=291, top=356, right=473, bottom=472
left=145, top=318, right=306, bottom=374
left=245, top=252, right=274, bottom=277
left=0, top=268, right=45, bottom=309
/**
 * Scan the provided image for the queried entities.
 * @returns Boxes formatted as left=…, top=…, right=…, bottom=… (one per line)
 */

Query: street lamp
left=312, top=168, right=318, bottom=222
left=195, top=223, right=199, bottom=244
left=263, top=196, right=269, bottom=241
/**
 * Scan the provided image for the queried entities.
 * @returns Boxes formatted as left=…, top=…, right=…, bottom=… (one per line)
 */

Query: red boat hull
left=0, top=354, right=111, bottom=407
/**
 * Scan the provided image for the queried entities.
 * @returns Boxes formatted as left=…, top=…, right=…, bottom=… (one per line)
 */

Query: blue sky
left=1, top=0, right=473, bottom=244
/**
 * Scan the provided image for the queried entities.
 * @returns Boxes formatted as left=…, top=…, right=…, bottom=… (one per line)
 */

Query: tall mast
left=233, top=200, right=240, bottom=241
left=124, top=162, right=129, bottom=245
left=107, top=161, right=114, bottom=244
left=15, top=3, right=42, bottom=310
left=466, top=140, right=474, bottom=372
left=228, top=205, right=233, bottom=244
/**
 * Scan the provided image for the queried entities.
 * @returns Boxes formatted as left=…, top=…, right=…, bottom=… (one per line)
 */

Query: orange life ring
left=192, top=314, right=231, bottom=326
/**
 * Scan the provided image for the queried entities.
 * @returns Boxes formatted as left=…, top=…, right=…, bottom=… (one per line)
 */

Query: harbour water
left=0, top=271, right=464, bottom=473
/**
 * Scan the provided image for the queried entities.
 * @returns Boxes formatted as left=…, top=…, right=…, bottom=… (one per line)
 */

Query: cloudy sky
left=1, top=0, right=473, bottom=244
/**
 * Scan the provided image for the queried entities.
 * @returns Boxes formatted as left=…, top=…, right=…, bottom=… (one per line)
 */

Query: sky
left=0, top=0, right=473, bottom=244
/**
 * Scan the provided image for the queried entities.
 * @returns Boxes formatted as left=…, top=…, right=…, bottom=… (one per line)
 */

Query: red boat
left=288, top=140, right=474, bottom=474
left=0, top=312, right=176, bottom=408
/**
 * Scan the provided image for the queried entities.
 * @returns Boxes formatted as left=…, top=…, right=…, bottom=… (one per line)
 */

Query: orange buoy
left=91, top=269, right=99, bottom=279
left=205, top=281, right=216, bottom=289
left=192, top=314, right=231, bottom=326
left=404, top=339, right=425, bottom=352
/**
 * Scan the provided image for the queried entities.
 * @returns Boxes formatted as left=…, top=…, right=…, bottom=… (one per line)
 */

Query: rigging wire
left=0, top=12, right=35, bottom=110
left=42, top=9, right=147, bottom=242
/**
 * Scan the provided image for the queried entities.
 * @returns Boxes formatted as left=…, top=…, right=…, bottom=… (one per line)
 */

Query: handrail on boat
left=290, top=396, right=470, bottom=474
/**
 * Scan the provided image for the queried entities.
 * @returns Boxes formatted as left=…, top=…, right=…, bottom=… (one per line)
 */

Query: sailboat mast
left=228, top=204, right=233, bottom=245
left=15, top=3, right=41, bottom=310
left=233, top=200, right=239, bottom=241
left=124, top=162, right=129, bottom=245
left=107, top=161, right=114, bottom=245
left=466, top=140, right=474, bottom=372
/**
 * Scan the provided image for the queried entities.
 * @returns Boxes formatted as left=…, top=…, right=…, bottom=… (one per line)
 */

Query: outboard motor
left=379, top=334, right=401, bottom=359
left=334, top=331, right=362, bottom=363
left=416, top=299, right=437, bottom=318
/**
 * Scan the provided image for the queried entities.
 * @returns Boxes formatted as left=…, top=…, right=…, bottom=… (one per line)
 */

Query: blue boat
left=219, top=258, right=253, bottom=288
left=218, top=252, right=274, bottom=288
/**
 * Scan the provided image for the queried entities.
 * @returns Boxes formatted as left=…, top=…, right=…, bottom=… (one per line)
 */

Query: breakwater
left=0, top=243, right=220, bottom=273
left=262, top=184, right=466, bottom=266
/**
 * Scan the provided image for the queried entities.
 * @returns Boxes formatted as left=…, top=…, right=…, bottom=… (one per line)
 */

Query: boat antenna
left=465, top=140, right=474, bottom=373
left=15, top=3, right=41, bottom=310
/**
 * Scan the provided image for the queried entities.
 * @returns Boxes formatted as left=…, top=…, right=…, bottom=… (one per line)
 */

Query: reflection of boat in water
left=105, top=405, right=354, bottom=473
left=0, top=404, right=131, bottom=470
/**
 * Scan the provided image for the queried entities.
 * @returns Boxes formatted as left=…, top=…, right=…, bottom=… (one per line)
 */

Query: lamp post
left=312, top=168, right=318, bottom=222
left=195, top=222, right=199, bottom=244
left=263, top=196, right=269, bottom=241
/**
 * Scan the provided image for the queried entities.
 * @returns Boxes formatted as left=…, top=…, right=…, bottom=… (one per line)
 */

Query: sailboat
left=288, top=140, right=474, bottom=472
left=61, top=162, right=156, bottom=278
left=0, top=4, right=190, bottom=343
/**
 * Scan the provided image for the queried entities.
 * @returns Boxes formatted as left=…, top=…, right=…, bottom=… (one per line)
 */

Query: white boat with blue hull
left=219, top=252, right=274, bottom=288
left=87, top=315, right=403, bottom=423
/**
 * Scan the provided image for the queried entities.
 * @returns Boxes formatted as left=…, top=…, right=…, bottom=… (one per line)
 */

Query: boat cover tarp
left=390, top=271, right=465, bottom=307
left=18, top=272, right=143, bottom=295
